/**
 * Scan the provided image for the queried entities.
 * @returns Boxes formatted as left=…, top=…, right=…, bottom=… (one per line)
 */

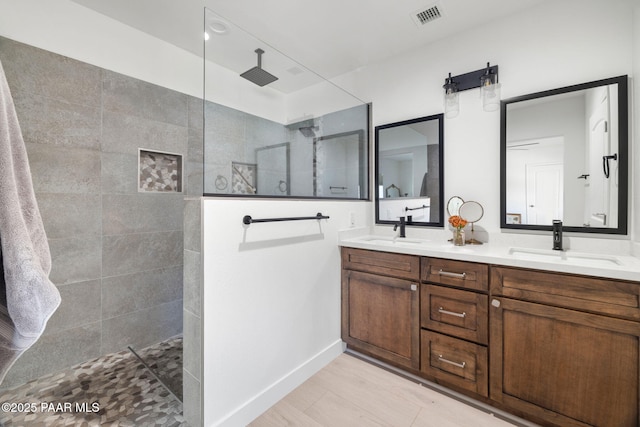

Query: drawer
left=342, top=247, right=420, bottom=281
left=422, top=258, right=488, bottom=291
left=421, top=285, right=488, bottom=344
left=491, top=266, right=640, bottom=321
left=421, top=330, right=488, bottom=397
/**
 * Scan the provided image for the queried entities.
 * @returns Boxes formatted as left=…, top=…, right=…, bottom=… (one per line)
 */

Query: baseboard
left=211, top=339, right=344, bottom=427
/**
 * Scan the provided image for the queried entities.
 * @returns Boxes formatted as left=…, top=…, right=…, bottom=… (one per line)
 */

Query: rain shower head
left=240, top=48, right=278, bottom=87
left=299, top=126, right=317, bottom=138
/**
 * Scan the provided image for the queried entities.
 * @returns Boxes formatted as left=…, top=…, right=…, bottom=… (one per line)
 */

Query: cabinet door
left=342, top=270, right=420, bottom=370
left=490, top=297, right=639, bottom=427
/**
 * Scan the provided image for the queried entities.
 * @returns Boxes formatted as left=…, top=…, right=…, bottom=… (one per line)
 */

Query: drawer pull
left=438, top=355, right=466, bottom=369
left=438, top=269, right=466, bottom=279
left=438, top=307, right=466, bottom=318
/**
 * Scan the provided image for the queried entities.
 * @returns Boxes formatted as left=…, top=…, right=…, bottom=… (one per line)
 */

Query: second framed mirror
left=375, top=114, right=444, bottom=227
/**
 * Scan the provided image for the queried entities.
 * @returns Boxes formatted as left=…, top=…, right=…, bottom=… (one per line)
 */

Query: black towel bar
left=243, top=212, right=330, bottom=225
left=405, top=205, right=428, bottom=211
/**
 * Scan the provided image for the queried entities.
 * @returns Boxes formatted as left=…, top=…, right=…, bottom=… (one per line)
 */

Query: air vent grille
left=412, top=4, right=443, bottom=26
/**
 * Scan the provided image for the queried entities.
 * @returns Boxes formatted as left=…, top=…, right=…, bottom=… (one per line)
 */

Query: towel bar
left=242, top=212, right=330, bottom=225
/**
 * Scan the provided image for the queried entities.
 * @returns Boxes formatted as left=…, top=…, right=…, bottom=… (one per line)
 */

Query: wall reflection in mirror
left=375, top=114, right=444, bottom=227
left=501, top=75, right=628, bottom=234
left=203, top=8, right=369, bottom=199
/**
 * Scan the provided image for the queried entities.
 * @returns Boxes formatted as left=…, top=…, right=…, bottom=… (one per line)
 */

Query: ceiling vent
left=412, top=3, right=443, bottom=27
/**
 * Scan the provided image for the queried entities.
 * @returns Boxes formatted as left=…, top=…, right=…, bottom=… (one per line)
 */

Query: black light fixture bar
left=445, top=64, right=499, bottom=92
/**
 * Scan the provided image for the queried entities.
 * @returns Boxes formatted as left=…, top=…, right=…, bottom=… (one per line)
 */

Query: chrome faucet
left=394, top=217, right=406, bottom=238
left=552, top=220, right=563, bottom=250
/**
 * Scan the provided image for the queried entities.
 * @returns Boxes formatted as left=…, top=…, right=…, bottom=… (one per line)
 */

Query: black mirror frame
left=500, top=75, right=628, bottom=235
left=375, top=114, right=445, bottom=227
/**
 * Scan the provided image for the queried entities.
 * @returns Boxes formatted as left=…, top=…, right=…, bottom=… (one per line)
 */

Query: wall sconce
left=443, top=73, right=459, bottom=119
left=442, top=62, right=500, bottom=118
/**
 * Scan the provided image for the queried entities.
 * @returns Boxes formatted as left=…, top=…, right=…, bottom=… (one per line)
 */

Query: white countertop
left=339, top=234, right=640, bottom=282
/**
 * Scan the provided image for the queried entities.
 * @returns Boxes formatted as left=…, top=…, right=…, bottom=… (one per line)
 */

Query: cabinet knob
left=491, top=299, right=501, bottom=308
left=411, top=284, right=417, bottom=291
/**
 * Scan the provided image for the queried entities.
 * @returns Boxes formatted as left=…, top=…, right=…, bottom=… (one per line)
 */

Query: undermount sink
left=508, top=247, right=622, bottom=267
left=359, top=236, right=430, bottom=247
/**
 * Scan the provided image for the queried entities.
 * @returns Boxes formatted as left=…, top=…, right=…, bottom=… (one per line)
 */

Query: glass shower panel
left=203, top=8, right=369, bottom=199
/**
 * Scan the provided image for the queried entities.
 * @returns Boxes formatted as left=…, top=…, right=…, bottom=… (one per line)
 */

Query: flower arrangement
left=448, top=215, right=468, bottom=230
left=449, top=215, right=467, bottom=246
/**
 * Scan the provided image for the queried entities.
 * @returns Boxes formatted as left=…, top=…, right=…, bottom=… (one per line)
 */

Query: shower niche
left=138, top=149, right=183, bottom=193
left=203, top=8, right=370, bottom=199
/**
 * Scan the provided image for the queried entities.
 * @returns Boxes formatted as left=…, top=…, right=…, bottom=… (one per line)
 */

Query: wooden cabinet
left=340, top=247, right=640, bottom=427
left=420, top=258, right=489, bottom=397
left=491, top=266, right=640, bottom=427
left=341, top=248, right=420, bottom=370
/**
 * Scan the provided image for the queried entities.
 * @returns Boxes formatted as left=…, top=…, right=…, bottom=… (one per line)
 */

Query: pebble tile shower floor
left=0, top=336, right=184, bottom=426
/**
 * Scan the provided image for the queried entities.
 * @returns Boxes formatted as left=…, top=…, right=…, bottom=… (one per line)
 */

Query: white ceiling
left=70, top=0, right=547, bottom=82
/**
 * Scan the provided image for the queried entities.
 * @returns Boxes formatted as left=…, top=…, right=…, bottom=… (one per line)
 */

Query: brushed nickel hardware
left=438, top=270, right=466, bottom=279
left=438, top=355, right=466, bottom=369
left=438, top=307, right=466, bottom=318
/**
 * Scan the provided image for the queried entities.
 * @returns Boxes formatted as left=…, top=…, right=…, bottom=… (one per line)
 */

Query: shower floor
left=0, top=335, right=184, bottom=426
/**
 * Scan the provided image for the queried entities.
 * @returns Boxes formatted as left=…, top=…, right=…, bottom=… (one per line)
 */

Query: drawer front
left=491, top=266, right=640, bottom=321
left=420, top=330, right=488, bottom=397
left=342, top=247, right=420, bottom=281
left=422, top=258, right=488, bottom=291
left=421, top=285, right=488, bottom=344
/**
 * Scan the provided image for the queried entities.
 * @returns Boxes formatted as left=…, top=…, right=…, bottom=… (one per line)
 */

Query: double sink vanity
left=354, top=73, right=636, bottom=426
left=339, top=234, right=640, bottom=427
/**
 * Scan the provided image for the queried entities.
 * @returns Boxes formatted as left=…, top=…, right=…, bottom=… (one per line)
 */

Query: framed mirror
left=501, top=75, right=628, bottom=234
left=375, top=114, right=444, bottom=227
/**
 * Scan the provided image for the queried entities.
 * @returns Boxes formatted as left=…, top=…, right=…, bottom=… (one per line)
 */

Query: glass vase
left=453, top=228, right=465, bottom=246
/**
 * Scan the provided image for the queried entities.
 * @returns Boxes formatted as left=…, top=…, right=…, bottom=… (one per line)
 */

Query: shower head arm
left=254, top=49, right=264, bottom=67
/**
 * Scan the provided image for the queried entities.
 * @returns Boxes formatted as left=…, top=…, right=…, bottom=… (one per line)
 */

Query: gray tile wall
left=0, top=37, right=201, bottom=389
left=183, top=198, right=202, bottom=427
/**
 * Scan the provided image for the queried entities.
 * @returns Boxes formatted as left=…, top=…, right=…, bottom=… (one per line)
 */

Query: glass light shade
left=444, top=90, right=459, bottom=118
left=481, top=82, right=501, bottom=112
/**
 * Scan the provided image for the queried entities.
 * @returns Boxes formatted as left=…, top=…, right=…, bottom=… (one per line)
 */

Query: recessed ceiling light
left=208, top=20, right=228, bottom=35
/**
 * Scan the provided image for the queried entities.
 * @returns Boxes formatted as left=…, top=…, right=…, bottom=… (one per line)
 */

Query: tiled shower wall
left=0, top=36, right=202, bottom=389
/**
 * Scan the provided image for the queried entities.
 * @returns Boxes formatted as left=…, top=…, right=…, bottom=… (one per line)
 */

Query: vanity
left=339, top=238, right=640, bottom=427
left=355, top=73, right=637, bottom=426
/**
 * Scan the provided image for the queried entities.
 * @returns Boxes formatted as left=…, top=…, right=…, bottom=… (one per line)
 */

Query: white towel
left=0, top=58, right=61, bottom=384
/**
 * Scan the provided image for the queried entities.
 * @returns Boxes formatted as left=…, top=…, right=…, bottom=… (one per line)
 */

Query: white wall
left=202, top=199, right=370, bottom=426
left=333, top=0, right=636, bottom=245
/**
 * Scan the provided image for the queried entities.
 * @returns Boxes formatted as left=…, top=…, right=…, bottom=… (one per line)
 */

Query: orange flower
left=448, top=215, right=467, bottom=229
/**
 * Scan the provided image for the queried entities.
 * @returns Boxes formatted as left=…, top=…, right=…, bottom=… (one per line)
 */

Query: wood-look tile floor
left=250, top=353, right=520, bottom=427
